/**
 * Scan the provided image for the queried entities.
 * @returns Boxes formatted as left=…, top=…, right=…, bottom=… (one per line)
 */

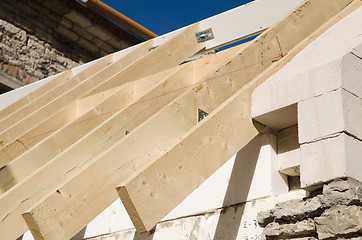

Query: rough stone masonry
left=257, top=178, right=362, bottom=239
left=0, top=19, right=78, bottom=86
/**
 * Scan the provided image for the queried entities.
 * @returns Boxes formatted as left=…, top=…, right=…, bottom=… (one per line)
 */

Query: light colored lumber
left=0, top=56, right=200, bottom=240
left=116, top=0, right=361, bottom=232
left=0, top=42, right=153, bottom=165
left=0, top=68, right=180, bottom=240
left=199, top=0, right=303, bottom=49
left=0, top=70, right=73, bottom=121
left=0, top=24, right=204, bottom=169
left=20, top=0, right=360, bottom=238
left=0, top=55, right=113, bottom=132
left=82, top=23, right=204, bottom=97
left=0, top=67, right=176, bottom=195
left=18, top=46, right=240, bottom=240
left=0, top=36, right=153, bottom=133
left=0, top=0, right=302, bottom=115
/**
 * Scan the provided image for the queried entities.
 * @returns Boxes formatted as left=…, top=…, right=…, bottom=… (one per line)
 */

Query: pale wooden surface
left=0, top=42, right=150, bottom=168
left=20, top=45, right=241, bottom=240
left=0, top=68, right=174, bottom=194
left=0, top=24, right=206, bottom=239
left=117, top=0, right=361, bottom=232
left=1, top=1, right=359, bottom=239
left=0, top=55, right=114, bottom=132
left=0, top=70, right=73, bottom=121
left=0, top=24, right=204, bottom=169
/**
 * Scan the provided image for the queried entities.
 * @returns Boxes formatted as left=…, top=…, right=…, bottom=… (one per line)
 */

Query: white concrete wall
left=251, top=6, right=362, bottom=189
left=20, top=131, right=294, bottom=240
left=252, top=7, right=362, bottom=128
left=80, top=132, right=289, bottom=239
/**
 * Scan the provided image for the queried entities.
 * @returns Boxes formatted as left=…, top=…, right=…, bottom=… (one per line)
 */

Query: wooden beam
left=116, top=0, right=361, bottom=232
left=0, top=66, right=182, bottom=240
left=0, top=55, right=113, bottom=132
left=0, top=53, right=207, bottom=239
left=0, top=70, right=73, bottom=121
left=0, top=67, right=176, bottom=195
left=0, top=24, right=204, bottom=168
left=0, top=37, right=155, bottom=133
left=82, top=24, right=205, bottom=97
left=0, top=40, right=156, bottom=166
left=18, top=1, right=360, bottom=239
left=18, top=46, right=240, bottom=240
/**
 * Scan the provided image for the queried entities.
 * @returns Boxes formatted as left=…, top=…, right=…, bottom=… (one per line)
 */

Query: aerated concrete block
left=277, top=126, right=300, bottom=176
left=252, top=7, right=362, bottom=129
left=300, top=133, right=362, bottom=188
left=298, top=88, right=362, bottom=144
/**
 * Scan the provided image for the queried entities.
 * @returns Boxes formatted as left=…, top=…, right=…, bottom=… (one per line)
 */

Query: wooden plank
left=116, top=0, right=362, bottom=232
left=0, top=0, right=303, bottom=115
left=0, top=40, right=150, bottom=133
left=0, top=41, right=156, bottom=166
left=0, top=70, right=73, bottom=121
left=0, top=59, right=195, bottom=240
left=0, top=24, right=204, bottom=169
left=0, top=67, right=176, bottom=195
left=18, top=1, right=359, bottom=238
left=0, top=55, right=113, bottom=132
left=82, top=24, right=205, bottom=97
left=17, top=46, right=240, bottom=240
left=199, top=0, right=303, bottom=50
left=0, top=67, right=181, bottom=240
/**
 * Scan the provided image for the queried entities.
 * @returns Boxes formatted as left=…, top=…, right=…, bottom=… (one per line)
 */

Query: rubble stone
left=322, top=178, right=362, bottom=207
left=260, top=178, right=362, bottom=239
left=315, top=205, right=362, bottom=239
left=264, top=219, right=316, bottom=239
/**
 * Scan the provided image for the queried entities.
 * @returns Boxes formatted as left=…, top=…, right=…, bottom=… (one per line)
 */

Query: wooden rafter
left=0, top=1, right=359, bottom=239
left=0, top=67, right=176, bottom=194
left=0, top=70, right=73, bottom=122
left=0, top=55, right=114, bottom=132
left=19, top=44, right=243, bottom=240
left=0, top=24, right=205, bottom=240
left=117, top=0, right=361, bottom=233
left=0, top=24, right=204, bottom=169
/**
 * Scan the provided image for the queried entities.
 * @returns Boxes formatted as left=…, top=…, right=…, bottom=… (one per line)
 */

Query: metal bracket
left=195, top=28, right=214, bottom=43
left=198, top=109, right=209, bottom=122
left=125, top=131, right=129, bottom=135
left=148, top=45, right=159, bottom=52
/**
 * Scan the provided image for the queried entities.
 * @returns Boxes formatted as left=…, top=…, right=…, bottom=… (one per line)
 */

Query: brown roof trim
left=84, top=0, right=158, bottom=39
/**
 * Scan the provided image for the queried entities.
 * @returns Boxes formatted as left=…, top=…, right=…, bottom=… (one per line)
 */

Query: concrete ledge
left=251, top=7, right=362, bottom=129
left=278, top=126, right=300, bottom=176
left=298, top=88, right=362, bottom=143
left=79, top=191, right=306, bottom=240
left=300, top=133, right=362, bottom=188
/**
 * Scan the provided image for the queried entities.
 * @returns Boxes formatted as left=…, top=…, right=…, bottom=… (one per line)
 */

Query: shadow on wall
left=133, top=230, right=155, bottom=240
left=213, top=134, right=266, bottom=240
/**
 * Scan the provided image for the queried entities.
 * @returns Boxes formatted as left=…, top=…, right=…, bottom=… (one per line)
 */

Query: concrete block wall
left=252, top=6, right=362, bottom=189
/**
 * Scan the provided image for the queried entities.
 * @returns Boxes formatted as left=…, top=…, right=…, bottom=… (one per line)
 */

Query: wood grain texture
left=20, top=46, right=239, bottom=240
left=0, top=24, right=204, bottom=169
left=117, top=0, right=361, bottom=232
left=0, top=69, right=73, bottom=122
left=0, top=55, right=114, bottom=132
left=0, top=68, right=175, bottom=195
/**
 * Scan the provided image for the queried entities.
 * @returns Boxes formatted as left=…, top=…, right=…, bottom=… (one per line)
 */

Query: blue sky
left=102, top=0, right=254, bottom=36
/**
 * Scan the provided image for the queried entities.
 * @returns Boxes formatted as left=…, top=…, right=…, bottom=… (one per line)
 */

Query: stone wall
left=258, top=178, right=362, bottom=239
left=0, top=19, right=78, bottom=86
left=0, top=0, right=144, bottom=91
